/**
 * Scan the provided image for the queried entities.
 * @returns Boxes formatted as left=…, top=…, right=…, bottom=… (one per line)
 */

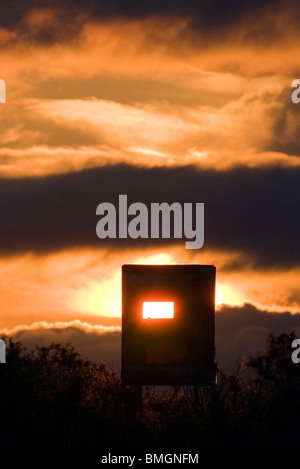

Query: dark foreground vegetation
left=0, top=332, right=300, bottom=449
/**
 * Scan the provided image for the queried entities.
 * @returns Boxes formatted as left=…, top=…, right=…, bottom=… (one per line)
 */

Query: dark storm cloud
left=12, top=326, right=122, bottom=370
left=0, top=0, right=280, bottom=25
left=4, top=303, right=300, bottom=373
left=216, top=303, right=300, bottom=370
left=0, top=164, right=299, bottom=269
left=0, top=0, right=294, bottom=44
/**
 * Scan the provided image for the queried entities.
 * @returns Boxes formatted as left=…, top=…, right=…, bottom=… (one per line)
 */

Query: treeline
left=0, top=332, right=300, bottom=449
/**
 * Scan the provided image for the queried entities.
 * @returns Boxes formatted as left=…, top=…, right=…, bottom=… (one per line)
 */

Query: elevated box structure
left=121, top=264, right=216, bottom=386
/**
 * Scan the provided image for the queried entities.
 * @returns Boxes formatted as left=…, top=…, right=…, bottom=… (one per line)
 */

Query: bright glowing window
left=142, top=301, right=174, bottom=319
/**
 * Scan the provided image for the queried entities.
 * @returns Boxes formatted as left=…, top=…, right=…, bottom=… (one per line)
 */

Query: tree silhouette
left=0, top=331, right=300, bottom=449
left=247, top=331, right=300, bottom=391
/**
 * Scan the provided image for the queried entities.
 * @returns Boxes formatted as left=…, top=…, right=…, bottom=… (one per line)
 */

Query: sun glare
left=215, top=282, right=241, bottom=307
left=134, top=253, right=175, bottom=265
left=143, top=301, right=174, bottom=319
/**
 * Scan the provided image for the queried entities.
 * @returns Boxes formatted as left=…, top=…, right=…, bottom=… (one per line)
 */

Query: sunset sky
left=1, top=0, right=300, bottom=371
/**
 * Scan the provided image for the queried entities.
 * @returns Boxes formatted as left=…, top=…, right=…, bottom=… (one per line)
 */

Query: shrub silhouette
left=0, top=339, right=121, bottom=448
left=247, top=331, right=300, bottom=391
left=0, top=331, right=299, bottom=449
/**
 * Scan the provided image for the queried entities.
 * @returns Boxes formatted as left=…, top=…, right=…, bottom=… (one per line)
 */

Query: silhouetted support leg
left=194, top=385, right=199, bottom=415
left=134, top=385, right=143, bottom=413
left=121, top=384, right=143, bottom=414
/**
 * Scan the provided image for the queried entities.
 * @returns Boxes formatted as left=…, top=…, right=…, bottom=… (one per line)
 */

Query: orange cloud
left=0, top=2, right=300, bottom=343
left=0, top=319, right=120, bottom=337
left=0, top=246, right=299, bottom=334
